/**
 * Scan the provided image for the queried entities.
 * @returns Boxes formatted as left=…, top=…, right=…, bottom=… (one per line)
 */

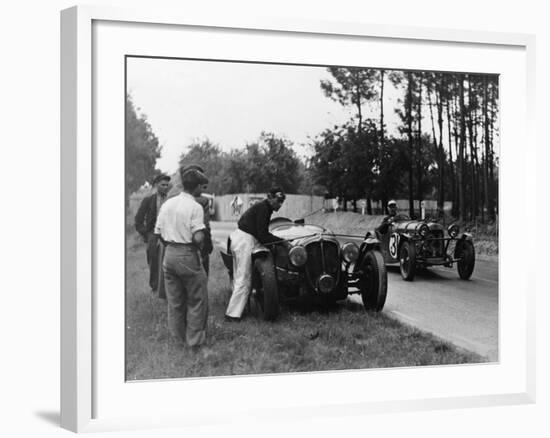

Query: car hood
left=271, top=223, right=337, bottom=246
left=393, top=220, right=445, bottom=233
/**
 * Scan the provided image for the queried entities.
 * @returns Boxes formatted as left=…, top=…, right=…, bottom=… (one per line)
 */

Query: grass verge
left=126, top=233, right=486, bottom=381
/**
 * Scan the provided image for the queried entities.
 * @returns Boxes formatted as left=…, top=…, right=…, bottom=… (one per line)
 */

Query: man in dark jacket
left=225, top=187, right=287, bottom=321
left=134, top=174, right=171, bottom=292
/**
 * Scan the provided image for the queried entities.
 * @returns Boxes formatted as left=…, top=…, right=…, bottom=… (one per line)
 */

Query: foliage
left=312, top=68, right=500, bottom=221
left=125, top=94, right=161, bottom=196
left=320, top=67, right=378, bottom=130
left=310, top=120, right=379, bottom=203
left=177, top=133, right=303, bottom=195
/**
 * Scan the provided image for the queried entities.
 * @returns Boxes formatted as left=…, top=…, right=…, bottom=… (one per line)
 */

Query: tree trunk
left=416, top=74, right=423, bottom=211
left=483, top=76, right=491, bottom=222
left=380, top=69, right=385, bottom=149
left=458, top=76, right=467, bottom=222
left=379, top=70, right=385, bottom=210
left=356, top=87, right=363, bottom=135
left=467, top=76, right=477, bottom=220
left=407, top=72, right=415, bottom=218
left=427, top=78, right=442, bottom=214
left=452, top=94, right=460, bottom=218
left=436, top=76, right=445, bottom=216
left=488, top=79, right=496, bottom=221
left=446, top=95, right=456, bottom=218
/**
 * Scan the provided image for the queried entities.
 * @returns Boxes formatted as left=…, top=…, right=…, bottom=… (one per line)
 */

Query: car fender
left=397, top=233, right=414, bottom=245
left=251, top=245, right=271, bottom=261
left=361, top=236, right=381, bottom=251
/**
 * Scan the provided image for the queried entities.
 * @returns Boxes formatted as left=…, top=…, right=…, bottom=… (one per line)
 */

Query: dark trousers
left=146, top=232, right=160, bottom=291
left=163, top=245, right=208, bottom=346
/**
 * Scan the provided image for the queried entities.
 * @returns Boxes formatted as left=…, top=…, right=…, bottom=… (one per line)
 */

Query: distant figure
left=376, top=199, right=398, bottom=235
left=134, top=173, right=171, bottom=293
left=332, top=198, right=339, bottom=212
left=231, top=195, right=243, bottom=216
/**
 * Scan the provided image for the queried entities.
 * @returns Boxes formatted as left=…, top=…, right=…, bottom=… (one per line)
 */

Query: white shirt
left=154, top=192, right=205, bottom=243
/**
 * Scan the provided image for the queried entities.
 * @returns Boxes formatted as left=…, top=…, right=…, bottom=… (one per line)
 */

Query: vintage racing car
left=220, top=218, right=387, bottom=321
left=370, top=215, right=475, bottom=281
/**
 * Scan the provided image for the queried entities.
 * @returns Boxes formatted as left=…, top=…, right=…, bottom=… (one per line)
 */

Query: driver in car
left=376, top=199, right=398, bottom=235
left=225, top=187, right=288, bottom=322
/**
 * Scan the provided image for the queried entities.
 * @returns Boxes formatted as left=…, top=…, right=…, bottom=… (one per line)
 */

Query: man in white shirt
left=155, top=169, right=209, bottom=349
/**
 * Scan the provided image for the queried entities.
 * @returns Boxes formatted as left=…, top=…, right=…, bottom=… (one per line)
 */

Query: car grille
left=305, top=241, right=339, bottom=284
left=425, top=230, right=445, bottom=257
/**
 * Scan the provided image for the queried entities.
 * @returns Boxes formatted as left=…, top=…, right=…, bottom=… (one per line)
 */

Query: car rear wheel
left=399, top=241, right=417, bottom=281
left=252, top=255, right=280, bottom=321
left=359, top=250, right=387, bottom=312
left=456, top=240, right=475, bottom=280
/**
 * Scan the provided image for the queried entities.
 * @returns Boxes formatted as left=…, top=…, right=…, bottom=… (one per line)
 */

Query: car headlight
left=342, top=242, right=359, bottom=263
left=289, top=245, right=307, bottom=267
left=419, top=224, right=429, bottom=237
left=448, top=224, right=459, bottom=238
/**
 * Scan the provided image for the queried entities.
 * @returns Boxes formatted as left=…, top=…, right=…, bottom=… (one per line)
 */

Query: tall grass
left=125, top=233, right=485, bottom=381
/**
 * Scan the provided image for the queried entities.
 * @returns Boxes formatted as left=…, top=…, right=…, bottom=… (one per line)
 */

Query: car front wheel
left=456, top=240, right=475, bottom=280
left=252, top=255, right=280, bottom=321
left=359, top=250, right=387, bottom=312
left=399, top=241, right=417, bottom=281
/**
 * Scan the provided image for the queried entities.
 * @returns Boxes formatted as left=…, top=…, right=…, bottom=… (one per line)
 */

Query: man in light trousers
left=155, top=169, right=209, bottom=349
left=225, top=188, right=287, bottom=321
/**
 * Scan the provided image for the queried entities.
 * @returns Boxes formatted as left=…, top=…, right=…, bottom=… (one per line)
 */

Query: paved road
left=210, top=221, right=498, bottom=361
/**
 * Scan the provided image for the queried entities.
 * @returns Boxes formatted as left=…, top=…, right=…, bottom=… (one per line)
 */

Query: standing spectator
left=134, top=174, right=171, bottom=293
left=180, top=164, right=213, bottom=275
left=155, top=169, right=209, bottom=349
left=157, top=164, right=213, bottom=300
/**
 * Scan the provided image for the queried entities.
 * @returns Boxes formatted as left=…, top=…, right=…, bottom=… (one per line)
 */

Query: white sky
left=126, top=57, right=498, bottom=174
left=127, top=57, right=401, bottom=174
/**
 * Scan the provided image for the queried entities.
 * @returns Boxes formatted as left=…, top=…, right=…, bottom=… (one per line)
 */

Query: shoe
left=224, top=315, right=241, bottom=323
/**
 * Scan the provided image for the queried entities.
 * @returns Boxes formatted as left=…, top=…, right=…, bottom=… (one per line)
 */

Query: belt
left=166, top=242, right=197, bottom=248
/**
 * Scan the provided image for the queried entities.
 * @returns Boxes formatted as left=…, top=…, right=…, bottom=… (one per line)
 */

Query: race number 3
left=389, top=233, right=399, bottom=259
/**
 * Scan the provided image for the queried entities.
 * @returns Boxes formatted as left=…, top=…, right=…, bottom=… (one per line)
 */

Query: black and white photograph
left=125, top=56, right=499, bottom=381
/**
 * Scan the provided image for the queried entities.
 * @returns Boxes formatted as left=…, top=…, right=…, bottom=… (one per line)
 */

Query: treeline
left=311, top=67, right=499, bottom=222
left=177, top=133, right=321, bottom=196
left=126, top=67, right=499, bottom=223
left=125, top=94, right=162, bottom=201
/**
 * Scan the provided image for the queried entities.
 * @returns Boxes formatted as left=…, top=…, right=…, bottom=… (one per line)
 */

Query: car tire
left=456, top=240, right=475, bottom=280
left=253, top=255, right=280, bottom=321
left=359, top=250, right=387, bottom=312
left=399, top=240, right=416, bottom=281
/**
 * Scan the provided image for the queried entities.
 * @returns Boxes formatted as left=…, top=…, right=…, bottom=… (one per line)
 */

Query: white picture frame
left=60, top=5, right=536, bottom=433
